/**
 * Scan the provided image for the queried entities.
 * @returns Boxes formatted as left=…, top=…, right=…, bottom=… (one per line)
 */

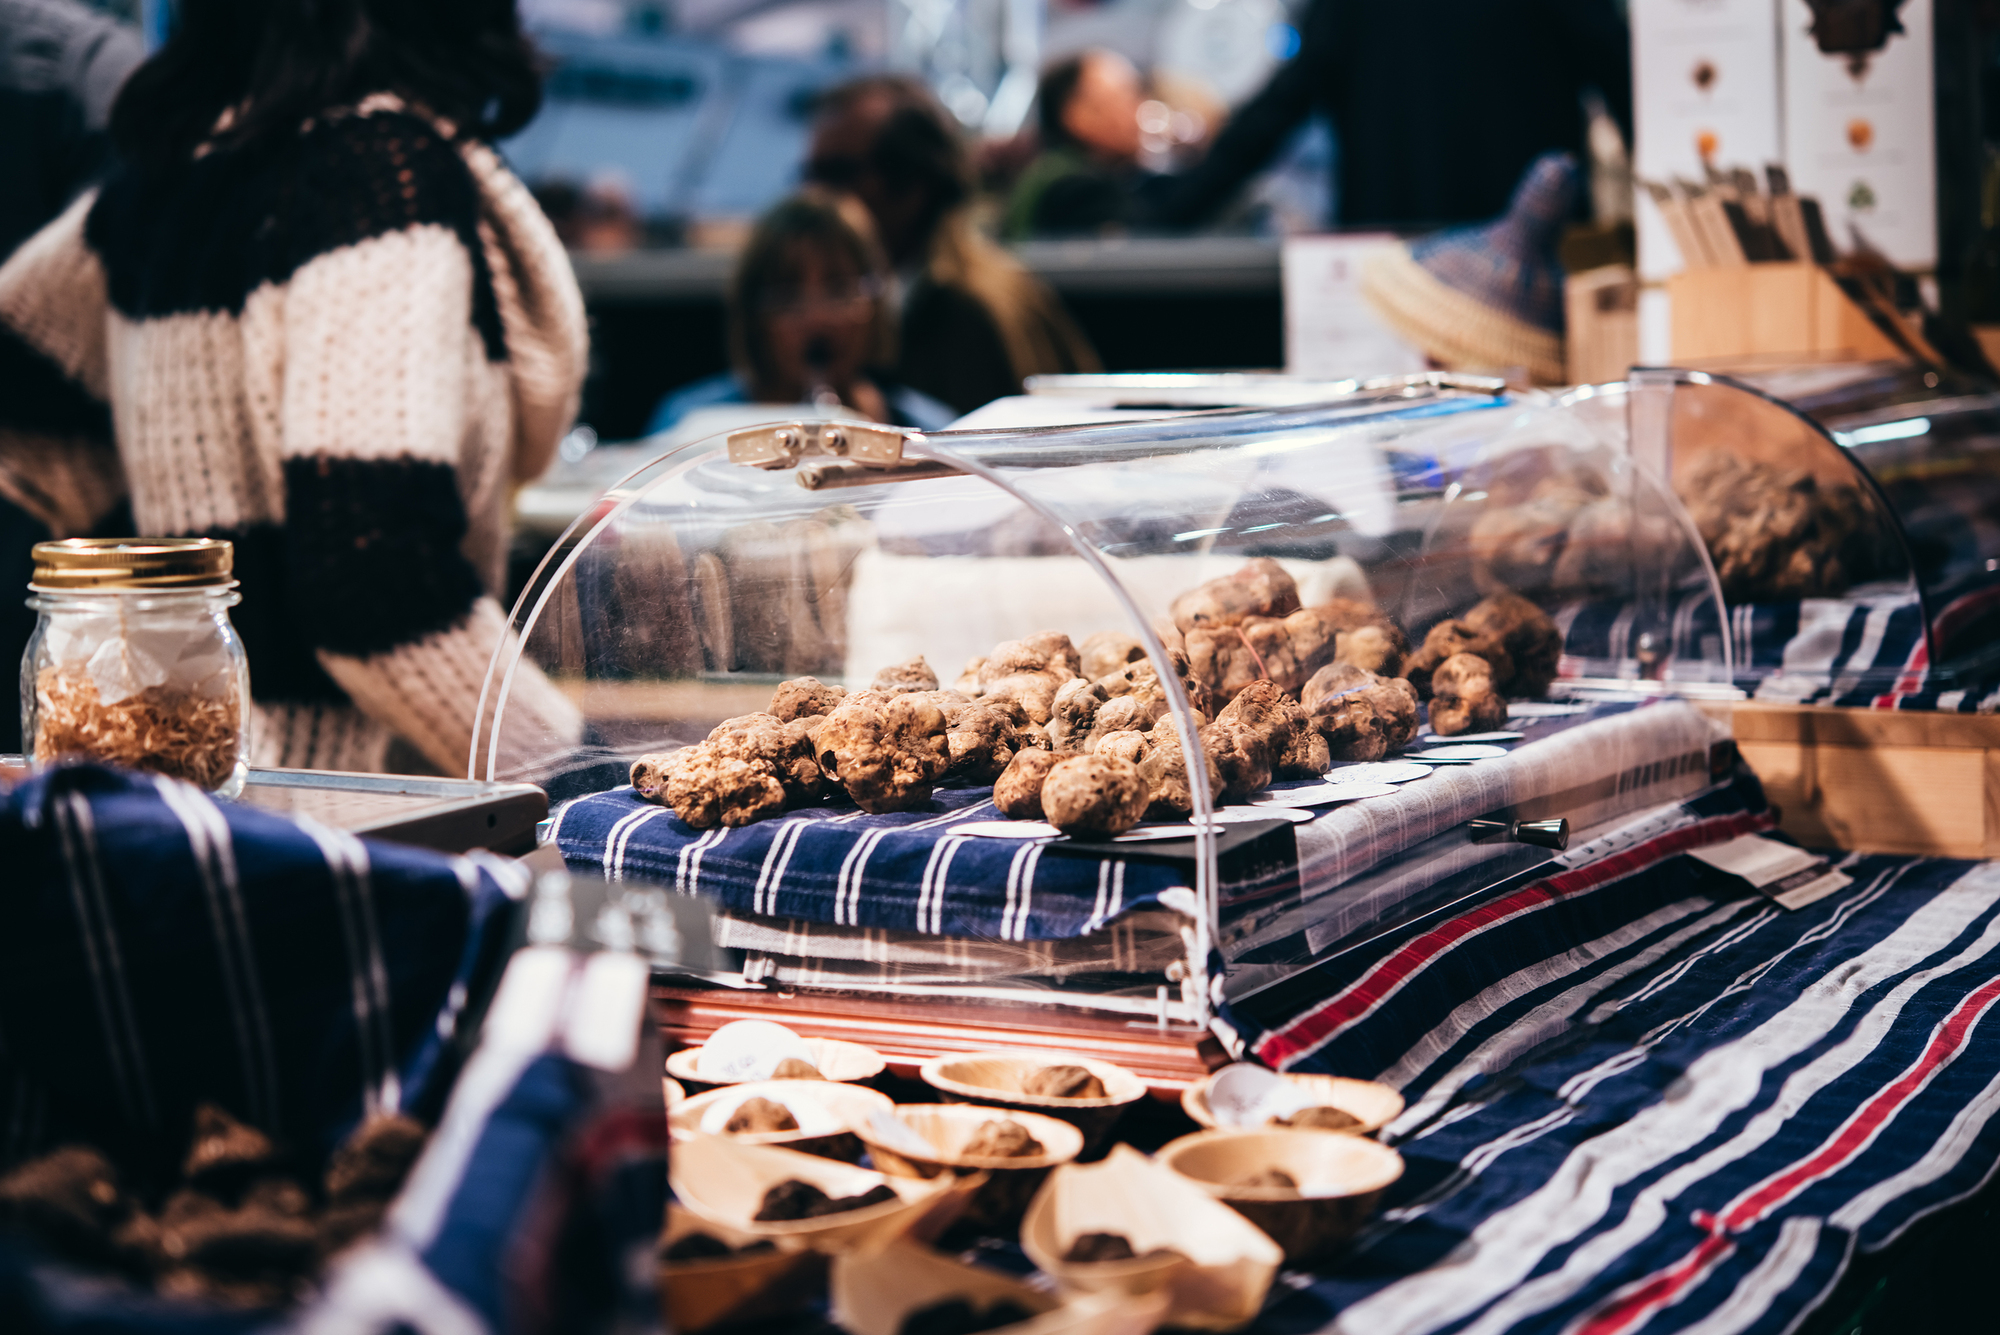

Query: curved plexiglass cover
left=1720, top=363, right=2000, bottom=700
left=480, top=381, right=1742, bottom=1024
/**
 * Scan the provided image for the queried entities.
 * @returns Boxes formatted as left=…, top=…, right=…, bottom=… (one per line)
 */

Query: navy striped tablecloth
left=1223, top=776, right=2000, bottom=1335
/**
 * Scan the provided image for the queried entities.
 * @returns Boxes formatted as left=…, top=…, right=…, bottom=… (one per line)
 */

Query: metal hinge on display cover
left=725, top=420, right=960, bottom=490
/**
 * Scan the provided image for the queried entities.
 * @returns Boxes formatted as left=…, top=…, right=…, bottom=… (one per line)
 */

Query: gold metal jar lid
left=30, top=538, right=236, bottom=590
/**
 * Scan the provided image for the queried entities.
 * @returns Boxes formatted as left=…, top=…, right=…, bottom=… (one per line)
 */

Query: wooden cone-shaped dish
left=667, top=1037, right=887, bottom=1089
left=671, top=1133, right=965, bottom=1254
left=1181, top=1071, right=1403, bottom=1136
left=833, top=1238, right=1170, bottom=1335
left=1158, top=1128, right=1404, bottom=1265
left=919, top=1053, right=1146, bottom=1158
left=1020, top=1145, right=1282, bottom=1331
left=856, top=1104, right=1084, bottom=1232
left=672, top=1079, right=893, bottom=1162
left=658, top=1201, right=828, bottom=1333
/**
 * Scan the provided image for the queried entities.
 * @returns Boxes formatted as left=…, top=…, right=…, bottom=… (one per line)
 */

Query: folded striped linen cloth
left=1225, top=775, right=2000, bottom=1334
left=717, top=906, right=1187, bottom=986
left=551, top=702, right=1680, bottom=944
left=551, top=783, right=1209, bottom=941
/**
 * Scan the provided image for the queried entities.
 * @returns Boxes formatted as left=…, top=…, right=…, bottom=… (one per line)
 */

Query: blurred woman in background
left=647, top=190, right=955, bottom=433
left=0, top=0, right=585, bottom=776
left=807, top=74, right=1099, bottom=416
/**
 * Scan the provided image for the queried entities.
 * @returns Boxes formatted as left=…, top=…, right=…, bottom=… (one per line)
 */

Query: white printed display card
left=1281, top=234, right=1426, bottom=380
left=1630, top=0, right=1784, bottom=280
left=1780, top=0, right=1936, bottom=269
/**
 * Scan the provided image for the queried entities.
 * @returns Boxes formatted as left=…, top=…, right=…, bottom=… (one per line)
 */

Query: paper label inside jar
left=62, top=625, right=233, bottom=705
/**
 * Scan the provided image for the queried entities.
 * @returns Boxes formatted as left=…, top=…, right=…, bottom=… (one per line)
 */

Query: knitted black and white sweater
left=0, top=96, right=585, bottom=774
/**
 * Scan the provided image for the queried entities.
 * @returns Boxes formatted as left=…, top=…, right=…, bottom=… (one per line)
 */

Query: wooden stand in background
left=1666, top=263, right=1907, bottom=363
left=1728, top=704, right=2000, bottom=859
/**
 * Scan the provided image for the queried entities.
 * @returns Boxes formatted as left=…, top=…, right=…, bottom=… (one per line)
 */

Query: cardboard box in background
left=1779, top=0, right=1936, bottom=270
left=1631, top=0, right=1784, bottom=282
left=1281, top=235, right=1427, bottom=380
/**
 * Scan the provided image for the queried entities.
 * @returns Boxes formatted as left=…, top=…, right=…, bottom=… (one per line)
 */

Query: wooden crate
left=1727, top=703, right=2000, bottom=859
left=1666, top=263, right=1906, bottom=363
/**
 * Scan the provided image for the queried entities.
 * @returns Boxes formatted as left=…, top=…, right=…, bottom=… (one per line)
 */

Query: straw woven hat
left=1361, top=152, right=1581, bottom=385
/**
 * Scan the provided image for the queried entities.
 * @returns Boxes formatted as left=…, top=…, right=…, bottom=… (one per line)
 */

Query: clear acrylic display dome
left=476, top=375, right=1812, bottom=1028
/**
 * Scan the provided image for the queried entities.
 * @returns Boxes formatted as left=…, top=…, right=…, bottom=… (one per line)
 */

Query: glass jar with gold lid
left=21, top=538, right=250, bottom=796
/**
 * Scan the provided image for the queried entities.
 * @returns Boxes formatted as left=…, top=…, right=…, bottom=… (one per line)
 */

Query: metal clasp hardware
left=725, top=420, right=914, bottom=470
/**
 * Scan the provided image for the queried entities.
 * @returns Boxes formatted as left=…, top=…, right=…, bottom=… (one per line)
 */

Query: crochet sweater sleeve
left=0, top=192, right=126, bottom=535
left=274, top=200, right=580, bottom=777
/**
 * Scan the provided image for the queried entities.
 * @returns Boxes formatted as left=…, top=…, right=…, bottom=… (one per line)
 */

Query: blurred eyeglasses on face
left=760, top=276, right=880, bottom=319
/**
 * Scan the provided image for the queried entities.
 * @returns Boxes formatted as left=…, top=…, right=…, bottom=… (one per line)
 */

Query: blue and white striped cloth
left=0, top=763, right=666, bottom=1335
left=1562, top=586, right=2000, bottom=711
left=1225, top=772, right=2000, bottom=1335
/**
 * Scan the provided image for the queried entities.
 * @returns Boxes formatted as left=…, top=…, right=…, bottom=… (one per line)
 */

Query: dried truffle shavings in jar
left=23, top=539, right=251, bottom=796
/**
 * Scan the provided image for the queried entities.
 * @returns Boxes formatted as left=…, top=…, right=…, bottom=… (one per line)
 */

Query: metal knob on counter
left=1468, top=817, right=1570, bottom=851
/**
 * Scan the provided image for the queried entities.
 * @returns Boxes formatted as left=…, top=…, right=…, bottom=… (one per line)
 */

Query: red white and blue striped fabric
left=1226, top=774, right=2000, bottom=1335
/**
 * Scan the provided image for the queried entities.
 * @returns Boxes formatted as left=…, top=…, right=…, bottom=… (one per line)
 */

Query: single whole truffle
left=1138, top=726, right=1224, bottom=819
left=184, top=1104, right=279, bottom=1199
left=961, top=1119, right=1046, bottom=1159
left=873, top=656, right=940, bottom=693
left=1040, top=754, right=1150, bottom=838
left=1335, top=623, right=1408, bottom=678
left=994, top=748, right=1062, bottom=820
left=946, top=697, right=1040, bottom=782
left=1061, top=1232, right=1138, bottom=1263
left=1170, top=558, right=1300, bottom=632
left=1303, top=663, right=1420, bottom=762
left=1404, top=620, right=1513, bottom=700
left=978, top=632, right=1081, bottom=726
left=1199, top=719, right=1274, bottom=803
left=1047, top=678, right=1108, bottom=753
left=662, top=753, right=786, bottom=828
left=724, top=1097, right=801, bottom=1135
left=1092, top=729, right=1148, bottom=767
left=1023, top=1064, right=1108, bottom=1100
left=1232, top=1168, right=1300, bottom=1191
left=0, top=1147, right=134, bottom=1270
left=1276, top=1106, right=1362, bottom=1132
left=813, top=695, right=951, bottom=813
left=1214, top=681, right=1329, bottom=781
left=1079, top=630, right=1147, bottom=681
left=650, top=712, right=826, bottom=829
left=1428, top=652, right=1509, bottom=736
left=324, top=1115, right=427, bottom=1206
left=753, top=1179, right=897, bottom=1221
left=770, top=676, right=847, bottom=722
left=1463, top=593, right=1562, bottom=698
left=771, top=1057, right=824, bottom=1080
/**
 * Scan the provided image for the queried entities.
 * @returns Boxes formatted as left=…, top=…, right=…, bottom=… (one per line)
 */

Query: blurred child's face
left=758, top=240, right=877, bottom=397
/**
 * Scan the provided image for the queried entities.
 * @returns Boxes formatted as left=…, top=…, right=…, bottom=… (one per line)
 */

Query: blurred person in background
left=1004, top=48, right=1154, bottom=240
left=806, top=74, right=1099, bottom=417
left=0, top=0, right=585, bottom=776
left=646, top=190, right=955, bottom=433
left=0, top=0, right=144, bottom=753
left=1145, top=0, right=1630, bottom=231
